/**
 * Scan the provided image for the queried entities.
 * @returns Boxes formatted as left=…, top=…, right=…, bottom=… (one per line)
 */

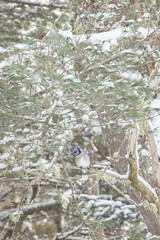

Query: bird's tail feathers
left=82, top=169, right=88, bottom=181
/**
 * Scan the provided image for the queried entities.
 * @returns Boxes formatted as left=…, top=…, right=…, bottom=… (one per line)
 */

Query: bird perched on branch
left=73, top=146, right=90, bottom=181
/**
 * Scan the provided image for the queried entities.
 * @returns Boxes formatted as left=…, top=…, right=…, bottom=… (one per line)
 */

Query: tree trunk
left=87, top=149, right=105, bottom=240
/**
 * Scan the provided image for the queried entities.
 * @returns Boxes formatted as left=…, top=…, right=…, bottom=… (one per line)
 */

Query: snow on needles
left=59, top=28, right=122, bottom=52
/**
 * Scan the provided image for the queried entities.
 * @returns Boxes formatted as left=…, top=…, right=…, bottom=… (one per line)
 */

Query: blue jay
left=73, top=146, right=90, bottom=181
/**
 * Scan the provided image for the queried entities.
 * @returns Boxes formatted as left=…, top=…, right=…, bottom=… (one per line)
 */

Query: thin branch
left=4, top=113, right=45, bottom=123
left=0, top=200, right=60, bottom=221
left=145, top=26, right=160, bottom=40
left=53, top=222, right=84, bottom=240
left=22, top=200, right=60, bottom=216
left=4, top=100, right=57, bottom=124
left=82, top=51, right=136, bottom=74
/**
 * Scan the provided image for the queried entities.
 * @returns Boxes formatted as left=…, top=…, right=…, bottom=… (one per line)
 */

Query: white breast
left=75, top=152, right=90, bottom=168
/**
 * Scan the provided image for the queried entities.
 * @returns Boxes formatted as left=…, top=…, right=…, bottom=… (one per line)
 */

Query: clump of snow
left=89, top=28, right=122, bottom=43
left=1, top=153, right=10, bottom=160
left=61, top=195, right=69, bottom=209
left=82, top=114, right=89, bottom=124
left=0, top=163, right=7, bottom=169
left=138, top=175, right=157, bottom=198
left=79, top=192, right=140, bottom=223
left=86, top=200, right=95, bottom=209
left=137, top=27, right=151, bottom=38
left=0, top=46, right=6, bottom=53
left=12, top=166, right=23, bottom=172
left=140, top=149, right=149, bottom=156
left=143, top=13, right=150, bottom=18
left=59, top=28, right=126, bottom=53
left=0, top=136, right=15, bottom=144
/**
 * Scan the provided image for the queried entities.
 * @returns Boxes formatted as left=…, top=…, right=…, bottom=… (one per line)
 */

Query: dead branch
left=53, top=222, right=84, bottom=240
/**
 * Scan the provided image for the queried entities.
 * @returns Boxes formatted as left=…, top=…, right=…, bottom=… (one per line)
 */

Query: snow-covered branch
left=128, top=124, right=159, bottom=205
left=1, top=0, right=67, bottom=9
left=0, top=200, right=60, bottom=221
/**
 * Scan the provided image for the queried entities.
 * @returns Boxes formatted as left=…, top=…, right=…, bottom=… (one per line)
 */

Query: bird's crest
left=73, top=146, right=81, bottom=156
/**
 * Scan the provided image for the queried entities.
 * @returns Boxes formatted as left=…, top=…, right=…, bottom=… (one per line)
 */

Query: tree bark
left=128, top=124, right=160, bottom=234
left=144, top=120, right=160, bottom=192
left=87, top=148, right=105, bottom=240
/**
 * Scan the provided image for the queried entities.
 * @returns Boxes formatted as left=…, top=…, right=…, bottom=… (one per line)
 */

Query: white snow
left=143, top=13, right=150, bottom=18
left=0, top=46, right=6, bottom=53
left=95, top=200, right=114, bottom=207
left=12, top=166, right=23, bottom=172
left=104, top=169, right=129, bottom=179
left=14, top=43, right=27, bottom=49
left=89, top=28, right=121, bottom=51
left=0, top=163, right=7, bottom=169
left=0, top=136, right=15, bottom=144
left=27, top=0, right=50, bottom=4
left=89, top=28, right=122, bottom=43
left=138, top=175, right=158, bottom=198
left=112, top=201, right=122, bottom=208
left=82, top=114, right=89, bottom=123
left=137, top=27, right=151, bottom=38
left=104, top=215, right=117, bottom=222
left=80, top=194, right=101, bottom=200
left=59, top=30, right=73, bottom=39
left=86, top=200, right=95, bottom=209
left=140, top=149, right=149, bottom=156
left=120, top=71, right=142, bottom=81
left=114, top=208, right=122, bottom=216
left=1, top=153, right=10, bottom=160
left=123, top=208, right=132, bottom=218
left=95, top=206, right=111, bottom=217
left=59, top=28, right=124, bottom=52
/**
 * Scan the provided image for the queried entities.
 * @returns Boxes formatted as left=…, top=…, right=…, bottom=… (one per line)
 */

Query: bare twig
left=53, top=222, right=84, bottom=240
left=82, top=51, right=136, bottom=74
